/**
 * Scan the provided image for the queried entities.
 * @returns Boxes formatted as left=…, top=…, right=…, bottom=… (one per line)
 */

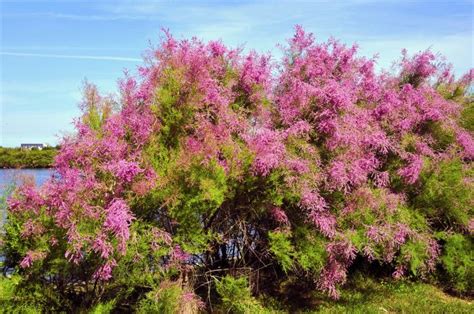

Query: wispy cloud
left=2, top=12, right=153, bottom=21
left=0, top=52, right=141, bottom=62
left=1, top=45, right=138, bottom=52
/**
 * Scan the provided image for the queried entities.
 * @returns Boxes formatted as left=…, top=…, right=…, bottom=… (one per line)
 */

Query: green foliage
left=460, top=100, right=474, bottom=132
left=423, top=121, right=455, bottom=152
left=88, top=221, right=179, bottom=310
left=215, top=275, right=268, bottom=313
left=295, top=230, right=327, bottom=273
left=269, top=231, right=295, bottom=273
left=395, top=205, right=429, bottom=232
left=0, top=275, right=41, bottom=313
left=165, top=160, right=229, bottom=253
left=90, top=299, right=116, bottom=314
left=438, top=233, right=474, bottom=293
left=153, top=67, right=194, bottom=148
left=0, top=274, right=65, bottom=312
left=136, top=281, right=183, bottom=314
left=81, top=82, right=113, bottom=133
left=415, top=159, right=473, bottom=230
left=0, top=214, right=178, bottom=312
left=0, top=146, right=57, bottom=168
left=269, top=228, right=328, bottom=278
left=110, top=222, right=171, bottom=291
left=400, top=239, right=430, bottom=276
left=339, top=188, right=427, bottom=232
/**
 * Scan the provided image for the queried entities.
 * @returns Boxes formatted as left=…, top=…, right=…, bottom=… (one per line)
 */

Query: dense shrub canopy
left=1, top=27, right=472, bottom=311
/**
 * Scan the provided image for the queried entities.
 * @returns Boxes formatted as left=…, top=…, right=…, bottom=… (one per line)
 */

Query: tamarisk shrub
left=1, top=27, right=472, bottom=311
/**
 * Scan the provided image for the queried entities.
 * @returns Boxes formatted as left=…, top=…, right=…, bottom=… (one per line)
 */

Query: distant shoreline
left=0, top=147, right=58, bottom=169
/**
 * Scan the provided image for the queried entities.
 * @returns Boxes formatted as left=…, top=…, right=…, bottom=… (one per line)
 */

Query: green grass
left=310, top=275, right=473, bottom=314
left=1, top=273, right=472, bottom=313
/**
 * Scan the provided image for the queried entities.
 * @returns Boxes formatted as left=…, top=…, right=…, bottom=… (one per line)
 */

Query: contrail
left=0, top=52, right=142, bottom=62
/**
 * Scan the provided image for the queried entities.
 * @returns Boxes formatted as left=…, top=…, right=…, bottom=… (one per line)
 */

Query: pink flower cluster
left=20, top=250, right=46, bottom=268
left=5, top=26, right=472, bottom=299
left=318, top=241, right=356, bottom=299
left=398, top=155, right=424, bottom=184
left=103, top=199, right=134, bottom=253
left=7, top=80, right=158, bottom=280
left=105, top=160, right=143, bottom=183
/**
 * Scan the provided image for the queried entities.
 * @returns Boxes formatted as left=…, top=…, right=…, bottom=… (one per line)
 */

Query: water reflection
left=0, top=168, right=53, bottom=192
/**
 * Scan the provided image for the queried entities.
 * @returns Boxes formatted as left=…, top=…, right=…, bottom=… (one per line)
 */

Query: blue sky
left=1, top=0, right=472, bottom=147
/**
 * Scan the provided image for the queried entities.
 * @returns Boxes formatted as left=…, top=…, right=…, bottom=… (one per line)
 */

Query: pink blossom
left=186, top=137, right=203, bottom=153
left=50, top=237, right=59, bottom=246
left=104, top=199, right=135, bottom=254
left=457, top=130, right=474, bottom=159
left=400, top=50, right=436, bottom=85
left=208, top=40, right=227, bottom=57
left=286, top=159, right=309, bottom=174
left=373, top=171, right=390, bottom=187
left=4, top=26, right=472, bottom=301
left=328, top=161, right=350, bottom=192
left=284, top=120, right=312, bottom=137
left=366, top=226, right=383, bottom=243
left=394, top=224, right=411, bottom=245
left=318, top=241, right=356, bottom=299
left=92, top=234, right=113, bottom=259
left=393, top=264, right=406, bottom=279
left=6, top=198, right=21, bottom=211
left=246, top=128, right=285, bottom=176
left=151, top=227, right=173, bottom=251
left=469, top=219, right=474, bottom=234
left=426, top=239, right=440, bottom=271
left=21, top=220, right=45, bottom=238
left=65, top=247, right=84, bottom=265
left=20, top=254, right=34, bottom=268
left=93, top=259, right=118, bottom=281
left=363, top=246, right=375, bottom=261
left=308, top=211, right=336, bottom=237
left=270, top=207, right=289, bottom=225
left=20, top=250, right=46, bottom=268
left=290, top=25, right=314, bottom=53
left=398, top=154, right=423, bottom=184
left=300, top=190, right=327, bottom=212
left=105, top=160, right=143, bottom=183
left=171, top=245, right=190, bottom=262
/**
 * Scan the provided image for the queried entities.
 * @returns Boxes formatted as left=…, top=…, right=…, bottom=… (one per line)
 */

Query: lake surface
left=0, top=168, right=53, bottom=194
left=1, top=169, right=53, bottom=228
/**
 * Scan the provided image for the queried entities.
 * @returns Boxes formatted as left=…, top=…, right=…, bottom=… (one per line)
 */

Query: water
left=0, top=169, right=53, bottom=227
left=0, top=168, right=53, bottom=193
left=1, top=168, right=54, bottom=265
